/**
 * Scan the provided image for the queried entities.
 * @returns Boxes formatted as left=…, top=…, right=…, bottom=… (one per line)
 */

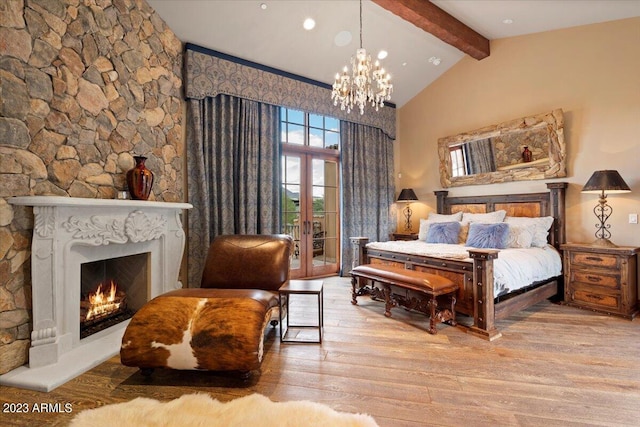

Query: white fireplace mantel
left=0, top=196, right=192, bottom=391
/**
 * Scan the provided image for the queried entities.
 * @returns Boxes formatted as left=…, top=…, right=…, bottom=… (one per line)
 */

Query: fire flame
left=85, top=280, right=121, bottom=321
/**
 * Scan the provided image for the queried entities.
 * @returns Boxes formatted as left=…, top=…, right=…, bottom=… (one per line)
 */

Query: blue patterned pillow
left=426, top=221, right=461, bottom=244
left=465, top=222, right=509, bottom=249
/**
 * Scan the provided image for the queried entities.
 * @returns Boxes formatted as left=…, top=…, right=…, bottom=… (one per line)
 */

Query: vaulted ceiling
left=147, top=0, right=640, bottom=107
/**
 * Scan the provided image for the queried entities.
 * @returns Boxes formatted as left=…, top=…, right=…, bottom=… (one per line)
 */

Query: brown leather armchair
left=201, top=234, right=293, bottom=291
left=121, top=234, right=293, bottom=377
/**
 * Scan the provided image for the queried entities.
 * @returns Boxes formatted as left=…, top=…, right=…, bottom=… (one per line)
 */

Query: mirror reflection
left=438, top=109, right=566, bottom=187
left=449, top=126, right=551, bottom=177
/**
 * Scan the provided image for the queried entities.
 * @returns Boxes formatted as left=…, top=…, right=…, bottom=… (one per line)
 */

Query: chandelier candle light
left=331, top=0, right=393, bottom=114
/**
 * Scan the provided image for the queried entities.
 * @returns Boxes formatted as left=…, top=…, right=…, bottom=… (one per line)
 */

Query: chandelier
left=331, top=0, right=393, bottom=115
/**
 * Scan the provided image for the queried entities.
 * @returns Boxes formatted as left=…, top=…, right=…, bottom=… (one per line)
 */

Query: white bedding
left=365, top=241, right=562, bottom=297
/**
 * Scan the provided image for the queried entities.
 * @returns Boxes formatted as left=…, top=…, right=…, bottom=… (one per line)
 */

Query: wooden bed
left=351, top=182, right=568, bottom=340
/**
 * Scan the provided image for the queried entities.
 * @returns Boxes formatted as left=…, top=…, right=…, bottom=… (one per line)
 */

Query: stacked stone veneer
left=0, top=0, right=184, bottom=374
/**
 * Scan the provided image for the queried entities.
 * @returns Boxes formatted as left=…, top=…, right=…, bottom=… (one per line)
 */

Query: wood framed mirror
left=438, top=109, right=566, bottom=188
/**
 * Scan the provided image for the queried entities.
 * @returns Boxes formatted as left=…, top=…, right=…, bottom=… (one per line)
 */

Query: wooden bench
left=350, top=264, right=458, bottom=334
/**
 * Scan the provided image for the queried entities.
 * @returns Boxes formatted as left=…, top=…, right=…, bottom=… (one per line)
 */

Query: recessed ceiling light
left=402, top=62, right=407, bottom=66
left=334, top=30, right=352, bottom=47
left=428, top=56, right=441, bottom=66
left=503, top=18, right=513, bottom=24
left=260, top=3, right=267, bottom=10
left=377, top=50, right=388, bottom=60
left=303, top=18, right=315, bottom=30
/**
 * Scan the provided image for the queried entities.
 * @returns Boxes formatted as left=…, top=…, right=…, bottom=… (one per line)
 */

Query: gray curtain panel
left=466, top=138, right=496, bottom=174
left=186, top=94, right=280, bottom=287
left=340, top=121, right=396, bottom=275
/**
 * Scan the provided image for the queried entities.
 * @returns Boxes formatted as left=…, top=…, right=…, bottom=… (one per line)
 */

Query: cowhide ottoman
left=120, top=288, right=279, bottom=376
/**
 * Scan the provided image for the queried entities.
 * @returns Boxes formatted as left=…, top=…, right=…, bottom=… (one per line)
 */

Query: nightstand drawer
left=570, top=289, right=621, bottom=310
left=571, top=271, right=619, bottom=289
left=570, top=252, right=619, bottom=268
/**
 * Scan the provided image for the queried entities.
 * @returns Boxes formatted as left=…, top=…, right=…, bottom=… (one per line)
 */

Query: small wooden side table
left=279, top=279, right=324, bottom=343
left=561, top=243, right=639, bottom=319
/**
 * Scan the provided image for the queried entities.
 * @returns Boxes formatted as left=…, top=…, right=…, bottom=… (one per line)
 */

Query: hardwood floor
left=2, top=276, right=639, bottom=426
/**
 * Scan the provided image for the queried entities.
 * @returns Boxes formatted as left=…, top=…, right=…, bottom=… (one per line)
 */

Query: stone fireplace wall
left=0, top=0, right=184, bottom=374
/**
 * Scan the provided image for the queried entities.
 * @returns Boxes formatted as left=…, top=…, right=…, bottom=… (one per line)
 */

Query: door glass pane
left=281, top=156, right=301, bottom=269
left=311, top=159, right=337, bottom=267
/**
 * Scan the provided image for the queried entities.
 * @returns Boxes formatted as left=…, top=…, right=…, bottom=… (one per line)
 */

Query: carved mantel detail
left=61, top=210, right=167, bottom=245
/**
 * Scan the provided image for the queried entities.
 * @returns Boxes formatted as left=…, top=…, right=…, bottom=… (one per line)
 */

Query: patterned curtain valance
left=184, top=44, right=396, bottom=140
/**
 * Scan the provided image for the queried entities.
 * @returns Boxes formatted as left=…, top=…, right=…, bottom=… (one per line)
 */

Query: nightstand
left=391, top=232, right=418, bottom=241
left=561, top=243, right=639, bottom=319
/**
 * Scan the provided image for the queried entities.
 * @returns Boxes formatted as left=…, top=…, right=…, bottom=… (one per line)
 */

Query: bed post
left=546, top=182, right=567, bottom=249
left=434, top=190, right=449, bottom=214
left=350, top=237, right=369, bottom=270
left=467, top=249, right=502, bottom=341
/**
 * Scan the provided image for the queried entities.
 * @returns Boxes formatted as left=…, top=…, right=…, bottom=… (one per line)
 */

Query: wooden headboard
left=434, top=182, right=568, bottom=250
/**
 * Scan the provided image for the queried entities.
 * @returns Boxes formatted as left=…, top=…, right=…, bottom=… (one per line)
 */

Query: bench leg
left=446, top=295, right=457, bottom=326
left=383, top=284, right=395, bottom=317
left=427, top=294, right=458, bottom=334
left=428, top=295, right=438, bottom=334
left=351, top=276, right=358, bottom=305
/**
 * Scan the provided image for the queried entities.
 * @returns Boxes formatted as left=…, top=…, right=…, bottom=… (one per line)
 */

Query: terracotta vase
left=126, top=156, right=154, bottom=200
left=522, top=146, right=532, bottom=163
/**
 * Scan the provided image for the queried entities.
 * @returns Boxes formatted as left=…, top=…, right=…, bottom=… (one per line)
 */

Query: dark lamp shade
left=581, top=170, right=631, bottom=194
left=397, top=188, right=418, bottom=202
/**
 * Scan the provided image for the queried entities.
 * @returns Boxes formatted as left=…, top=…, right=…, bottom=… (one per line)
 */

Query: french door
left=280, top=108, right=340, bottom=278
left=282, top=152, right=339, bottom=278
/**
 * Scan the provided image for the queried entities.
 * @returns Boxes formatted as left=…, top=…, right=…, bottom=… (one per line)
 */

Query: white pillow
left=418, top=219, right=433, bottom=241
left=427, top=211, right=463, bottom=222
left=461, top=210, right=506, bottom=224
left=505, top=224, right=534, bottom=248
left=504, top=216, right=554, bottom=247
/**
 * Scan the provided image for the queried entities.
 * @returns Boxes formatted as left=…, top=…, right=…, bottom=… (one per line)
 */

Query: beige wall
left=396, top=17, right=640, bottom=248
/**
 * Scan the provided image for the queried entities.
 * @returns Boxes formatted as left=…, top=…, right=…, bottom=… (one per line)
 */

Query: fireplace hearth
left=0, top=196, right=192, bottom=391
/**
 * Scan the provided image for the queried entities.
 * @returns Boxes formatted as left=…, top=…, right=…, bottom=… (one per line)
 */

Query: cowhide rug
left=69, top=393, right=379, bottom=427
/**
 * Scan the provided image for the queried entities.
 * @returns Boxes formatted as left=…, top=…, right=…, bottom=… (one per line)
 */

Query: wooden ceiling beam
left=371, top=0, right=490, bottom=60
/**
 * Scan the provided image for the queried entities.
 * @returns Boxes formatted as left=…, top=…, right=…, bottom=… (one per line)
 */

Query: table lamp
left=581, top=170, right=631, bottom=247
left=397, top=188, right=418, bottom=232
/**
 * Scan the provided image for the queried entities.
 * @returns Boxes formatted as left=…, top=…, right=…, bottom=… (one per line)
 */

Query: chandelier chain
left=359, top=0, right=363, bottom=48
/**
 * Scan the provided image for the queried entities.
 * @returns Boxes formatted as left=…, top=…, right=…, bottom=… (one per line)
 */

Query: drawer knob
left=586, top=256, right=603, bottom=262
left=587, top=294, right=604, bottom=301
left=587, top=275, right=602, bottom=282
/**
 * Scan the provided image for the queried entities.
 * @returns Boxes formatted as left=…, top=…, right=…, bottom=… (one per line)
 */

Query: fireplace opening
left=80, top=253, right=150, bottom=339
